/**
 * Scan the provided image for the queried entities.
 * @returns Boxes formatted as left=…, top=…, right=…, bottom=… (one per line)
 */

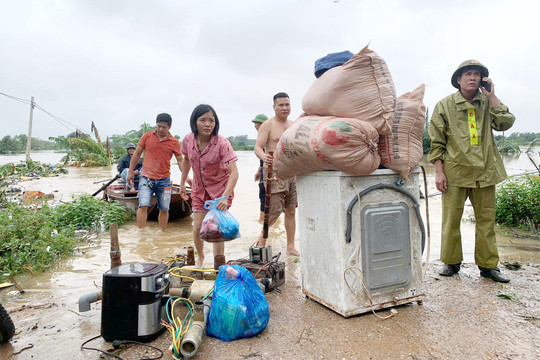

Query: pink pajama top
left=181, top=133, right=238, bottom=201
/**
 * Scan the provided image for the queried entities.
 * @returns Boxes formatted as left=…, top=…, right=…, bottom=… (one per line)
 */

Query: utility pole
left=25, top=96, right=35, bottom=162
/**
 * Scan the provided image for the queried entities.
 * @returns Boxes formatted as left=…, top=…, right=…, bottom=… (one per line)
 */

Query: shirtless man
left=254, top=92, right=300, bottom=256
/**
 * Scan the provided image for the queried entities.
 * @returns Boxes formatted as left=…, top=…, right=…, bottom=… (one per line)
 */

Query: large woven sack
left=274, top=115, right=380, bottom=179
left=302, top=45, right=396, bottom=135
left=378, top=84, right=426, bottom=179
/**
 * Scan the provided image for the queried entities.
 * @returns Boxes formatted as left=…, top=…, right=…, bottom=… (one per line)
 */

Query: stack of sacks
left=274, top=115, right=380, bottom=179
left=302, top=45, right=396, bottom=135
left=275, top=45, right=395, bottom=179
left=378, top=84, right=426, bottom=179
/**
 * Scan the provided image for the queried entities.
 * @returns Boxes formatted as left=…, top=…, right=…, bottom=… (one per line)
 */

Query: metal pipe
left=180, top=299, right=211, bottom=358
left=78, top=291, right=102, bottom=312
left=168, top=287, right=190, bottom=298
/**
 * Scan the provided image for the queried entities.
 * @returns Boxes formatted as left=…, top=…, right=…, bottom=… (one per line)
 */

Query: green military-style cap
left=451, top=59, right=489, bottom=89
left=252, top=114, right=268, bottom=123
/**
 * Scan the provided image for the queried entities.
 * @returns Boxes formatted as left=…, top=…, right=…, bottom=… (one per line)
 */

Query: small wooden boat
left=104, top=184, right=192, bottom=220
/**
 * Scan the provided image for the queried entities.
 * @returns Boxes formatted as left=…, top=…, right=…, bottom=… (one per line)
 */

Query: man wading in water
left=254, top=92, right=300, bottom=256
left=127, top=113, right=186, bottom=231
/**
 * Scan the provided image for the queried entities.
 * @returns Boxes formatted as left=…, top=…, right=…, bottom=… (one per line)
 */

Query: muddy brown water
left=1, top=152, right=539, bottom=359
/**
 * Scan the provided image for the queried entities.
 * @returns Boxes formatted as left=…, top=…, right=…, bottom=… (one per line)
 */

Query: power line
left=33, top=102, right=90, bottom=135
left=0, top=91, right=32, bottom=105
left=0, top=90, right=91, bottom=136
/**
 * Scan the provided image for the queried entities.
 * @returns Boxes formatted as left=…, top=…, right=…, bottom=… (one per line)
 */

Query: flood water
left=1, top=150, right=538, bottom=268
left=0, top=150, right=539, bottom=359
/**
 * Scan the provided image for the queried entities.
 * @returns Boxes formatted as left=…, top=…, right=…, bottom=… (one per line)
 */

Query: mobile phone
left=481, top=80, right=491, bottom=92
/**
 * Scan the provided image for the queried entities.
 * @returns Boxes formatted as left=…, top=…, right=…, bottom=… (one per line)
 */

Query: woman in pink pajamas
left=180, top=104, right=239, bottom=267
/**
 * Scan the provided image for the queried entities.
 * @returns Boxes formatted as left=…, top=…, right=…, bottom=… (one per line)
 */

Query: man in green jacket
left=429, top=59, right=515, bottom=283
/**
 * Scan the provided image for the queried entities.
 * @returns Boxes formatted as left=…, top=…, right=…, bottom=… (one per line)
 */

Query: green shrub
left=54, top=194, right=133, bottom=231
left=0, top=203, right=76, bottom=277
left=495, top=175, right=540, bottom=232
left=0, top=195, right=133, bottom=279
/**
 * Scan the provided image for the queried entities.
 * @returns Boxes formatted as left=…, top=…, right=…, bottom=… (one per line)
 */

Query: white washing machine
left=297, top=169, right=425, bottom=317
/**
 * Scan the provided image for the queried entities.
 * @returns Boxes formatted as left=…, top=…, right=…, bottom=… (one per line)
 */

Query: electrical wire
left=169, top=266, right=218, bottom=274
left=169, top=273, right=197, bottom=282
left=112, top=340, right=163, bottom=360
left=163, top=296, right=194, bottom=360
left=81, top=335, right=123, bottom=360
left=0, top=90, right=91, bottom=135
left=80, top=334, right=164, bottom=360
left=162, top=254, right=186, bottom=268
left=200, top=287, right=214, bottom=302
left=33, top=102, right=90, bottom=135
left=420, top=165, right=431, bottom=281
left=255, top=262, right=271, bottom=277
left=0, top=91, right=32, bottom=105
left=185, top=268, right=219, bottom=273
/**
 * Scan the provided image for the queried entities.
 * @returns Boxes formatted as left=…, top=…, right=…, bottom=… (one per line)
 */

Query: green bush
left=54, top=194, right=133, bottom=231
left=495, top=175, right=540, bottom=232
left=0, top=195, right=133, bottom=279
left=0, top=203, right=76, bottom=277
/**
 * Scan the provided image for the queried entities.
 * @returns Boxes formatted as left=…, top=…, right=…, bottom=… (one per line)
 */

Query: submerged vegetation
left=0, top=160, right=68, bottom=180
left=50, top=124, right=112, bottom=166
left=0, top=194, right=133, bottom=280
left=497, top=139, right=522, bottom=154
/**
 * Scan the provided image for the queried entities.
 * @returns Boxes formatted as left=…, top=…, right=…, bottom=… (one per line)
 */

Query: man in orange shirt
left=127, top=113, right=185, bottom=231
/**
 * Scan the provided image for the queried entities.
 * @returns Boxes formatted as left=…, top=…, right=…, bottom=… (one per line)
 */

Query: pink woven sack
left=378, top=84, right=426, bottom=178
left=302, top=45, right=396, bottom=135
left=274, top=115, right=380, bottom=179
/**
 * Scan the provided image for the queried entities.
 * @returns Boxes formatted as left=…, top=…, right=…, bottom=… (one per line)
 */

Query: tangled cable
left=163, top=296, right=195, bottom=360
left=81, top=334, right=163, bottom=359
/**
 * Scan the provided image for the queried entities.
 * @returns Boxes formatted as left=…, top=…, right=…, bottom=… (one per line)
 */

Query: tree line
left=0, top=134, right=65, bottom=154
left=1, top=127, right=258, bottom=157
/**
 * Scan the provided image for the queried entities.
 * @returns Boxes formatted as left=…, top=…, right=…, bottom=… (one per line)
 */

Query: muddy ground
left=2, top=257, right=539, bottom=360
left=1, top=155, right=539, bottom=359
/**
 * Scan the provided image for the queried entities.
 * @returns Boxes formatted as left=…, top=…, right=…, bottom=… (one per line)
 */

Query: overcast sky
left=1, top=0, right=538, bottom=142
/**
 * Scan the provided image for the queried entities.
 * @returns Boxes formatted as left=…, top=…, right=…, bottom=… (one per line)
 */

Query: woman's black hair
left=189, top=104, right=220, bottom=136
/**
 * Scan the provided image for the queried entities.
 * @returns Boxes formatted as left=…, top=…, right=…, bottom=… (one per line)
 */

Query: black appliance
left=101, top=263, right=169, bottom=342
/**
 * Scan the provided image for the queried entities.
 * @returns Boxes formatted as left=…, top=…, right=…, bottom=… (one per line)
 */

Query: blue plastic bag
left=200, top=197, right=240, bottom=242
left=206, top=265, right=269, bottom=341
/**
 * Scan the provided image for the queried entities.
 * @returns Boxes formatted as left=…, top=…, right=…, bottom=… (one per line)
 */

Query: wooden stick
left=262, top=151, right=274, bottom=239
left=92, top=173, right=120, bottom=197
left=9, top=276, right=25, bottom=293
left=109, top=222, right=122, bottom=269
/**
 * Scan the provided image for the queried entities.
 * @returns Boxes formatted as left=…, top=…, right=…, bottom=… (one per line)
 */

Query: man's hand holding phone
left=481, top=77, right=492, bottom=93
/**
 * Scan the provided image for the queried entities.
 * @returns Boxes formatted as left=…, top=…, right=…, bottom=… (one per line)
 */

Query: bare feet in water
left=286, top=247, right=300, bottom=256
